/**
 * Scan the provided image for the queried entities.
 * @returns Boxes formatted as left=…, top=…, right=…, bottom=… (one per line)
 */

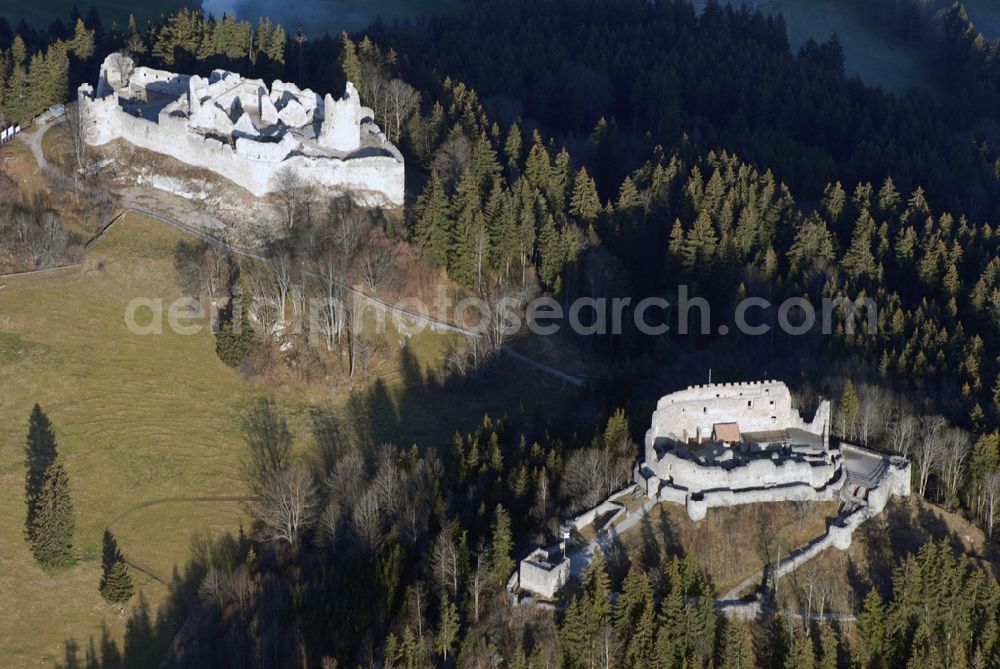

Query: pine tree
left=837, top=380, right=860, bottom=439
left=819, top=624, right=838, bottom=669
left=339, top=32, right=361, bottom=86
left=69, top=18, right=95, bottom=60
left=623, top=599, right=656, bottom=669
left=538, top=215, right=566, bottom=293
left=616, top=176, right=642, bottom=211
left=28, top=461, right=75, bottom=567
left=718, top=620, right=754, bottom=669
left=100, top=529, right=134, bottom=603
left=5, top=36, right=29, bottom=123
left=822, top=181, right=847, bottom=225
left=25, top=404, right=58, bottom=541
left=490, top=505, right=514, bottom=587
left=878, top=176, right=901, bottom=217
left=842, top=210, right=877, bottom=281
left=547, top=148, right=571, bottom=212
left=789, top=214, right=836, bottom=274
left=784, top=632, right=815, bottom=669
left=215, top=305, right=256, bottom=367
left=858, top=588, right=887, bottom=667
left=524, top=134, right=551, bottom=191
left=101, top=560, right=134, bottom=604
left=682, top=210, right=718, bottom=271
left=504, top=121, right=523, bottom=176
left=413, top=172, right=453, bottom=268
left=126, top=15, right=147, bottom=55
left=585, top=552, right=612, bottom=630
left=449, top=170, right=488, bottom=289
left=569, top=167, right=601, bottom=222
left=435, top=594, right=459, bottom=662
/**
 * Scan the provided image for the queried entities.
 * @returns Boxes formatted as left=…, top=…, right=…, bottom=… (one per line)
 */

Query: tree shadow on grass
left=345, top=344, right=577, bottom=452
left=55, top=562, right=203, bottom=669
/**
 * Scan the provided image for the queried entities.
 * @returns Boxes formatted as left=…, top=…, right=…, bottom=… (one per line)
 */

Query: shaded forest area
left=374, top=0, right=1000, bottom=221
left=4, top=1, right=1000, bottom=667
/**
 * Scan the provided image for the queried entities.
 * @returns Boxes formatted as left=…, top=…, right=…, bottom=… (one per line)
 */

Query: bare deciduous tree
left=317, top=499, right=341, bottom=547
left=981, top=470, right=1000, bottom=538
left=432, top=136, right=473, bottom=192
left=468, top=549, right=491, bottom=624
left=480, top=283, right=522, bottom=355
left=108, top=51, right=134, bottom=87
left=939, top=427, right=972, bottom=505
left=267, top=241, right=296, bottom=325
left=913, top=416, right=947, bottom=498
left=372, top=444, right=400, bottom=517
left=273, top=166, right=305, bottom=228
left=385, top=78, right=420, bottom=142
left=357, top=227, right=397, bottom=293
left=430, top=524, right=461, bottom=597
left=59, top=101, right=89, bottom=198
left=563, top=447, right=629, bottom=510
left=352, top=486, right=384, bottom=549
left=327, top=451, right=367, bottom=510
left=253, top=467, right=318, bottom=548
left=889, top=411, right=918, bottom=457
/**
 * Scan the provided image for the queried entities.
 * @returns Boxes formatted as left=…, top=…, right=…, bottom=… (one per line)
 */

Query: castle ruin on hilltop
left=513, top=380, right=911, bottom=605
left=78, top=54, right=404, bottom=207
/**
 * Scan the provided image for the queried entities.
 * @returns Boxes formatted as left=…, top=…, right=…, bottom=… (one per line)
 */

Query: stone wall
left=517, top=546, right=570, bottom=600
left=649, top=450, right=839, bottom=495
left=79, top=55, right=404, bottom=208
left=648, top=380, right=824, bottom=444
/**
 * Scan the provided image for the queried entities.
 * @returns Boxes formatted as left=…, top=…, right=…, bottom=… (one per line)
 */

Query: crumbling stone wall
left=79, top=55, right=404, bottom=207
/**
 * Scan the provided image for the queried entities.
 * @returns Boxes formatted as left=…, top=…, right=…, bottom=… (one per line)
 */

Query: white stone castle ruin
left=78, top=54, right=404, bottom=207
left=637, top=380, right=838, bottom=520
left=513, top=380, right=911, bottom=604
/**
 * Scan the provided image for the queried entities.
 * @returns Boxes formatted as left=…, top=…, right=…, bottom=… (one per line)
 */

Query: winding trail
left=13, top=122, right=586, bottom=384
left=109, top=496, right=253, bottom=586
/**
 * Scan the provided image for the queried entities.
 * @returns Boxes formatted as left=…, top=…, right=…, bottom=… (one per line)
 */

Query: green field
left=0, top=211, right=564, bottom=667
left=0, top=213, right=254, bottom=668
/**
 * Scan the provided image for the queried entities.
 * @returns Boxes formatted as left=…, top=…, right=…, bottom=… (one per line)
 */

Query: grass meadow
left=0, top=211, right=567, bottom=667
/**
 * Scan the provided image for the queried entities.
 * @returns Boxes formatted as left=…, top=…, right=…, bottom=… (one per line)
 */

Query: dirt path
left=108, top=495, right=253, bottom=586
left=19, top=119, right=52, bottom=172
left=15, top=126, right=587, bottom=385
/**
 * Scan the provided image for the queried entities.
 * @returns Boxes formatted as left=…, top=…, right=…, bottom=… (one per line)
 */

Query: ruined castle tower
left=319, top=82, right=362, bottom=153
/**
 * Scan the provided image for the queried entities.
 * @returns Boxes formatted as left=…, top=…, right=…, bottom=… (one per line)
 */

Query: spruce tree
left=435, top=594, right=459, bottom=662
left=101, top=560, right=134, bottom=604
left=718, top=620, right=754, bottom=669
left=858, top=588, right=886, bottom=667
left=784, top=632, right=815, bottom=669
left=413, top=172, right=453, bottom=268
left=100, top=529, right=134, bottom=603
left=339, top=32, right=361, bottom=87
left=837, top=380, right=860, bottom=439
left=25, top=404, right=58, bottom=541
left=215, top=304, right=256, bottom=367
left=819, top=624, right=838, bottom=669
left=504, top=121, right=522, bottom=176
left=28, top=461, right=75, bottom=567
left=569, top=168, right=601, bottom=223
left=489, top=505, right=514, bottom=587
left=842, top=210, right=878, bottom=281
